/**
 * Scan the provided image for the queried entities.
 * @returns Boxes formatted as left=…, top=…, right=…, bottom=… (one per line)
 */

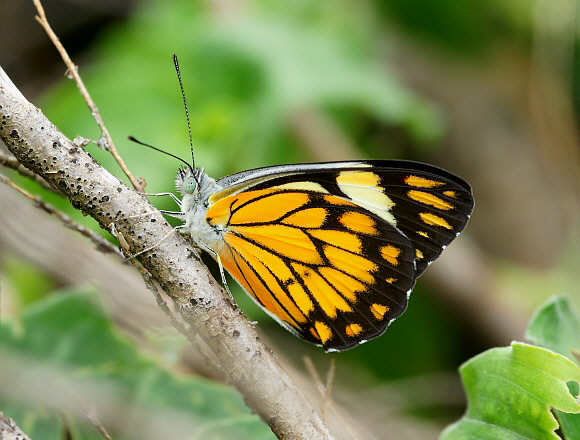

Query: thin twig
left=0, top=149, right=61, bottom=193
left=31, top=0, right=143, bottom=191
left=303, top=356, right=359, bottom=440
left=67, top=390, right=114, bottom=440
left=323, top=359, right=335, bottom=422
left=0, top=172, right=125, bottom=260
left=0, top=410, right=31, bottom=440
left=303, top=356, right=330, bottom=419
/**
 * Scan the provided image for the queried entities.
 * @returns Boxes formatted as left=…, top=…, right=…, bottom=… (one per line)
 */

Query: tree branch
left=0, top=67, right=333, bottom=439
left=0, top=148, right=60, bottom=193
left=0, top=410, right=31, bottom=440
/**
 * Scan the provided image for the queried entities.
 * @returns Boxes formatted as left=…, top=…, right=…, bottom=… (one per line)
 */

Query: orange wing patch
left=308, top=229, right=362, bottom=254
left=291, top=262, right=353, bottom=318
left=314, top=322, right=333, bottom=344
left=371, top=303, right=389, bottom=320
left=235, top=224, right=322, bottom=264
left=324, top=246, right=377, bottom=284
left=222, top=238, right=308, bottom=328
left=404, top=175, right=445, bottom=188
left=318, top=267, right=365, bottom=302
left=339, top=211, right=379, bottom=235
left=407, top=190, right=454, bottom=211
left=380, top=245, right=402, bottom=266
left=208, top=189, right=309, bottom=226
left=419, top=212, right=453, bottom=230
left=282, top=207, right=327, bottom=228
left=346, top=323, right=363, bottom=337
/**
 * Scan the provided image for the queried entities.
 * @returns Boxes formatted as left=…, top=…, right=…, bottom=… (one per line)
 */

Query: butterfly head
left=175, top=165, right=220, bottom=236
left=176, top=166, right=204, bottom=197
left=178, top=168, right=197, bottom=194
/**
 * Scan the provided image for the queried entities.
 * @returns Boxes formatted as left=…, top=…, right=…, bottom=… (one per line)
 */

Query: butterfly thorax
left=176, top=167, right=224, bottom=252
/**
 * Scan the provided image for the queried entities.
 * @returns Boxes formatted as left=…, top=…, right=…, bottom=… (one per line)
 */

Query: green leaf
left=526, top=296, right=580, bottom=361
left=526, top=296, right=580, bottom=439
left=0, top=289, right=274, bottom=440
left=440, top=342, right=580, bottom=440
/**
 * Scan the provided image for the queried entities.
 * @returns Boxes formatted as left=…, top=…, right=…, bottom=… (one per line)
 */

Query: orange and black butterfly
left=170, top=160, right=474, bottom=352
left=144, top=55, right=474, bottom=352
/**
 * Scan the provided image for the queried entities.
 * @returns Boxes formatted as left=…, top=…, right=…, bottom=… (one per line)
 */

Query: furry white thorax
left=175, top=167, right=225, bottom=252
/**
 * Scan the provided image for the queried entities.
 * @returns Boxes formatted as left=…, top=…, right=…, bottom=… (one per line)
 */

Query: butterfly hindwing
left=207, top=188, right=416, bottom=351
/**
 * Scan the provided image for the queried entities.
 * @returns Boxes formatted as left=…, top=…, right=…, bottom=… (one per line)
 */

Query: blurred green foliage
left=377, top=0, right=534, bottom=53
left=34, top=0, right=447, bottom=201
left=2, top=257, right=57, bottom=307
left=0, top=289, right=274, bottom=440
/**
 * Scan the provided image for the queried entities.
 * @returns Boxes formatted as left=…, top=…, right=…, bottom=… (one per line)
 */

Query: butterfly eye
left=182, top=176, right=197, bottom=194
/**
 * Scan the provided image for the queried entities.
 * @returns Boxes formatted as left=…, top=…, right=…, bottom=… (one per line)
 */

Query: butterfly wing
left=215, top=160, right=474, bottom=276
left=206, top=161, right=473, bottom=351
left=207, top=188, right=416, bottom=351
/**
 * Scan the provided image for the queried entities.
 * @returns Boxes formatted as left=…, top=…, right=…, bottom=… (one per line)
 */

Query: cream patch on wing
left=336, top=171, right=396, bottom=226
left=272, top=181, right=329, bottom=193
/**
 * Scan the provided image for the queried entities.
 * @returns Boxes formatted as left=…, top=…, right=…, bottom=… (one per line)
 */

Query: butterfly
left=138, top=55, right=474, bottom=352
left=167, top=159, right=474, bottom=352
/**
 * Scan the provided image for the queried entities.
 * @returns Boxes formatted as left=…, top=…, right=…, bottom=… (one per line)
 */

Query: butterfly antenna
left=173, top=54, right=195, bottom=169
left=127, top=136, right=193, bottom=173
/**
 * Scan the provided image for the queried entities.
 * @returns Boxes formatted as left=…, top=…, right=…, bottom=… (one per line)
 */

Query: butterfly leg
left=159, top=210, right=184, bottom=220
left=109, top=222, right=130, bottom=252
left=203, top=246, right=232, bottom=298
left=144, top=192, right=182, bottom=207
left=127, top=225, right=185, bottom=260
left=109, top=210, right=161, bottom=251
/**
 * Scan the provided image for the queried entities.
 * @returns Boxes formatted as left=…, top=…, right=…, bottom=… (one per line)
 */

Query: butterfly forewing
left=201, top=160, right=473, bottom=351
left=219, top=160, right=474, bottom=276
